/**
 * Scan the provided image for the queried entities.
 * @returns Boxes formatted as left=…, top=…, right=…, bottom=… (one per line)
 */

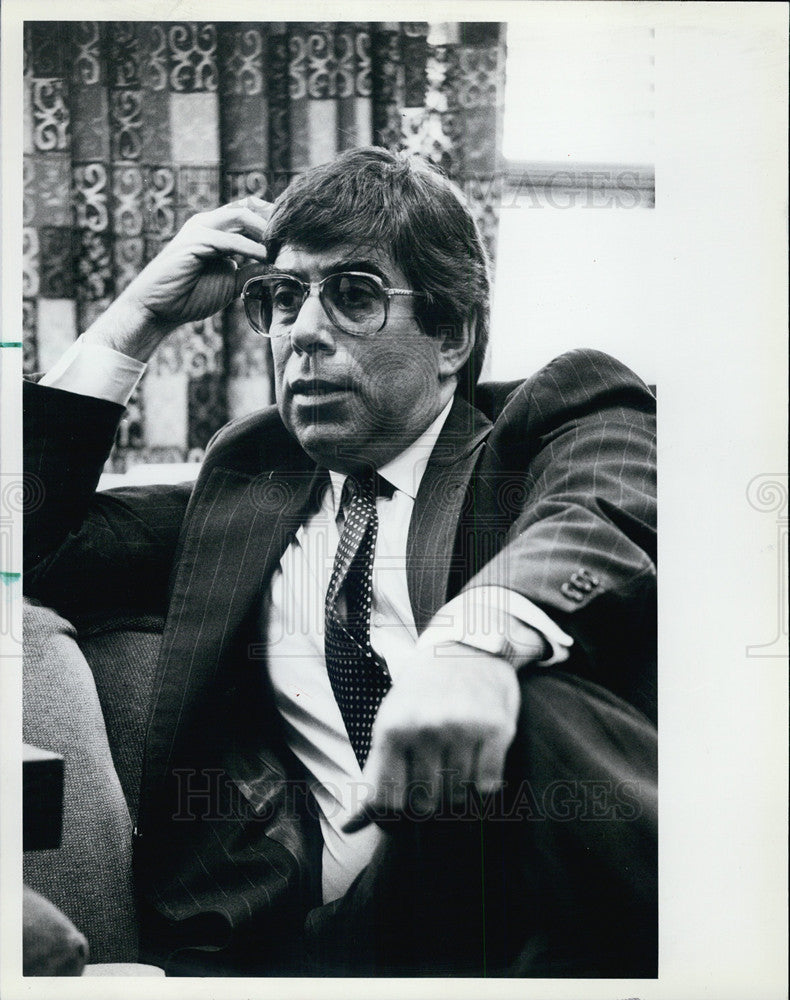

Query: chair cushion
left=77, top=614, right=163, bottom=825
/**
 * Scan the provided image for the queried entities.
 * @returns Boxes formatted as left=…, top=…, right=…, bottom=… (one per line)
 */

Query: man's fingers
left=340, top=738, right=409, bottom=832
left=198, top=201, right=273, bottom=239
left=234, top=194, right=274, bottom=214
left=214, top=205, right=271, bottom=240
left=400, top=736, right=445, bottom=815
left=473, top=731, right=511, bottom=792
left=176, top=227, right=268, bottom=263
left=341, top=805, right=376, bottom=834
left=342, top=728, right=505, bottom=833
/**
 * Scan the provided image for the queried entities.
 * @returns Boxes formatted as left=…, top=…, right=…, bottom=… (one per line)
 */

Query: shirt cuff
left=39, top=337, right=146, bottom=406
left=424, top=586, right=573, bottom=668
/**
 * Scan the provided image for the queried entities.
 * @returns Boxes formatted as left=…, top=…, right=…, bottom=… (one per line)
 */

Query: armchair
left=23, top=599, right=164, bottom=970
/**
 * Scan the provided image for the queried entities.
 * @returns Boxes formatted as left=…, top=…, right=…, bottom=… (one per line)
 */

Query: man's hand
left=344, top=644, right=521, bottom=832
left=81, top=196, right=272, bottom=363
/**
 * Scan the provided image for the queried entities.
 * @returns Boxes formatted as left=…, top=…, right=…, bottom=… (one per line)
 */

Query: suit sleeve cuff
left=424, top=586, right=573, bottom=668
left=39, top=337, right=146, bottom=406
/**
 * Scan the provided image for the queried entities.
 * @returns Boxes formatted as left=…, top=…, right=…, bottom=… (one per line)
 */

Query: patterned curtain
left=22, top=21, right=507, bottom=469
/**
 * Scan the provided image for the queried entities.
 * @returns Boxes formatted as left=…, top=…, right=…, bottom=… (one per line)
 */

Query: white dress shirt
left=42, top=337, right=572, bottom=902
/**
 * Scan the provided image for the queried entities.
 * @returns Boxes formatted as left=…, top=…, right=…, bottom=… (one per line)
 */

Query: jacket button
left=560, top=582, right=585, bottom=602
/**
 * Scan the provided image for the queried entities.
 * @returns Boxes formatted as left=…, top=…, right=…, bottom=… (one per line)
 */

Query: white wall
left=490, top=204, right=659, bottom=386
left=491, top=13, right=658, bottom=386
left=502, top=19, right=655, bottom=165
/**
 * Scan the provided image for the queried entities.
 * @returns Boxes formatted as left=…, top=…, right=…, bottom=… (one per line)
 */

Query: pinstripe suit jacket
left=23, top=347, right=656, bottom=955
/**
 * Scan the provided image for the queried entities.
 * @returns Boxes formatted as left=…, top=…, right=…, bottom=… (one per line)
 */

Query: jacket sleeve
left=23, top=379, right=192, bottom=622
left=465, top=350, right=657, bottom=719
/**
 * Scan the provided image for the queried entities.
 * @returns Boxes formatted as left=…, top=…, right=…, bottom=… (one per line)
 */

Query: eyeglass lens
left=243, top=274, right=387, bottom=338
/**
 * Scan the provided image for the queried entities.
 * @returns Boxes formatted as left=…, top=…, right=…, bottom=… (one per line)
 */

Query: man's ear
left=437, top=314, right=475, bottom=381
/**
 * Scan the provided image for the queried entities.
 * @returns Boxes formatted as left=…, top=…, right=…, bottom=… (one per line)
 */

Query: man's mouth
left=290, top=378, right=349, bottom=398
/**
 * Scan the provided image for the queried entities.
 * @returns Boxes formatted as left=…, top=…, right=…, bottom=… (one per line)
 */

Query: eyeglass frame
left=240, top=270, right=427, bottom=339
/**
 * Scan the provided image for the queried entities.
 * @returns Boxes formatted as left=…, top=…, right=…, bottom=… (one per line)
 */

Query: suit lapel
left=143, top=456, right=325, bottom=799
left=406, top=395, right=491, bottom=633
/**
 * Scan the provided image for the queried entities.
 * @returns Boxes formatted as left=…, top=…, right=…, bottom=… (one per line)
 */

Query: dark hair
left=264, top=147, right=490, bottom=395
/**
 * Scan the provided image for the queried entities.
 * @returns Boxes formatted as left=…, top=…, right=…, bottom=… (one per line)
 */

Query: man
left=24, top=147, right=657, bottom=977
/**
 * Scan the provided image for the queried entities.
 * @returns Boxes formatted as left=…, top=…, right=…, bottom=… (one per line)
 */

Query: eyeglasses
left=241, top=271, right=426, bottom=339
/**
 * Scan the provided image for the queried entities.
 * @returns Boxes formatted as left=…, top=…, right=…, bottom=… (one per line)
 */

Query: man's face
left=269, top=243, right=450, bottom=473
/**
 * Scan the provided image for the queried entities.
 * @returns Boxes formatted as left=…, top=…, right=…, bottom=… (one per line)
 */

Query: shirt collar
left=327, top=396, right=455, bottom=515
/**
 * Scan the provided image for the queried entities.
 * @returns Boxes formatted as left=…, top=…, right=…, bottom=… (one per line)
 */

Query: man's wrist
left=40, top=337, right=147, bottom=406
left=421, top=606, right=548, bottom=669
left=80, top=291, right=176, bottom=363
left=422, top=587, right=573, bottom=669
left=430, top=628, right=547, bottom=670
left=421, top=585, right=573, bottom=667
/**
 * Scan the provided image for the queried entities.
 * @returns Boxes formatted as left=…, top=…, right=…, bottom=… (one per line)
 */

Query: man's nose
left=289, top=287, right=336, bottom=354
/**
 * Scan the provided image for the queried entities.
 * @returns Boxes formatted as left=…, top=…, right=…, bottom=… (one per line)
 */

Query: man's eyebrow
left=274, top=258, right=391, bottom=281
left=327, top=258, right=389, bottom=281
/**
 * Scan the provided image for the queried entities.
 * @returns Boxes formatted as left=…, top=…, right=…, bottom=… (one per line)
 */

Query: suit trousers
left=303, top=669, right=657, bottom=978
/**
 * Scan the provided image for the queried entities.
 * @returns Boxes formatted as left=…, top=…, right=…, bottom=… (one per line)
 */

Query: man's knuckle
left=441, top=719, right=472, bottom=740
left=378, top=723, right=411, bottom=750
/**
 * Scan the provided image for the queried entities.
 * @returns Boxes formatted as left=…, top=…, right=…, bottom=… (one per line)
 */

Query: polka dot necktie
left=324, top=470, right=393, bottom=769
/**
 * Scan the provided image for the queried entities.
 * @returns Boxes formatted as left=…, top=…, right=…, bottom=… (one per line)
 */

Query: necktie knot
left=341, top=470, right=394, bottom=512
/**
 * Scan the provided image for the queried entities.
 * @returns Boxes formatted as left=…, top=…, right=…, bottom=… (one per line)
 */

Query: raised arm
left=24, top=199, right=272, bottom=621
left=79, top=198, right=270, bottom=362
